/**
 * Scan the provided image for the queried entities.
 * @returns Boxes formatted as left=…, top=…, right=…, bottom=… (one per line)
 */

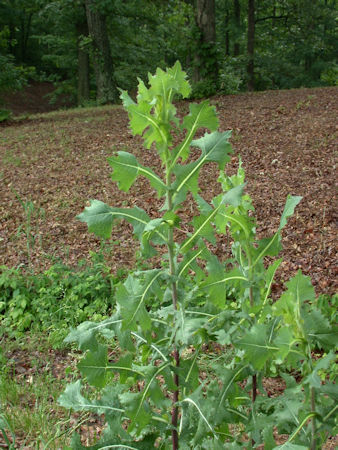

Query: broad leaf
left=58, top=380, right=124, bottom=416
left=119, top=88, right=135, bottom=108
left=64, top=316, right=121, bottom=351
left=191, top=214, right=217, bottom=245
left=250, top=195, right=301, bottom=267
left=192, top=131, right=233, bottom=170
left=77, top=200, right=164, bottom=242
left=120, top=362, right=171, bottom=434
left=195, top=193, right=213, bottom=215
left=274, top=326, right=301, bottom=365
left=236, top=323, right=278, bottom=370
left=181, top=386, right=218, bottom=443
left=279, top=195, right=302, bottom=231
left=167, top=60, right=191, bottom=98
left=108, top=151, right=166, bottom=196
left=252, top=232, right=282, bottom=267
left=202, top=255, right=247, bottom=308
left=125, top=99, right=169, bottom=150
left=273, top=444, right=308, bottom=450
left=273, top=271, right=315, bottom=338
left=173, top=101, right=219, bottom=163
left=216, top=210, right=255, bottom=239
left=177, top=245, right=210, bottom=283
left=258, top=259, right=283, bottom=322
left=180, top=185, right=244, bottom=253
left=117, top=271, right=163, bottom=332
left=171, top=131, right=233, bottom=207
left=304, top=309, right=338, bottom=349
left=78, top=344, right=108, bottom=388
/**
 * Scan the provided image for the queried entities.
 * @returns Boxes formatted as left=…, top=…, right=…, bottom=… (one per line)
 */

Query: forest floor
left=0, top=84, right=337, bottom=448
left=1, top=84, right=337, bottom=294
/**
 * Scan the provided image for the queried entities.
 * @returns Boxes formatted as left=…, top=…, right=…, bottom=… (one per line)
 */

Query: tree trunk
left=247, top=0, right=255, bottom=91
left=194, top=0, right=218, bottom=85
left=233, top=0, right=240, bottom=56
left=84, top=0, right=118, bottom=104
left=20, top=12, right=32, bottom=62
left=76, top=17, right=90, bottom=105
left=225, top=9, right=230, bottom=56
left=8, top=21, right=16, bottom=56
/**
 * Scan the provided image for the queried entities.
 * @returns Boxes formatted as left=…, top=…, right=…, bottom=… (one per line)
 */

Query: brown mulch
left=0, top=86, right=337, bottom=296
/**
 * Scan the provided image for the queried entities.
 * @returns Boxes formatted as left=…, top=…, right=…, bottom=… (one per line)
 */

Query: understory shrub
left=219, top=56, right=244, bottom=94
left=0, top=109, right=12, bottom=122
left=55, top=62, right=337, bottom=449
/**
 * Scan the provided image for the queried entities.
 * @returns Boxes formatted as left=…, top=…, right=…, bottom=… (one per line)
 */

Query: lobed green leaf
left=108, top=151, right=166, bottom=196
left=77, top=200, right=163, bottom=243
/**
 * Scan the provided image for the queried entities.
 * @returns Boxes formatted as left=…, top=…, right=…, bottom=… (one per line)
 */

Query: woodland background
left=0, top=0, right=337, bottom=110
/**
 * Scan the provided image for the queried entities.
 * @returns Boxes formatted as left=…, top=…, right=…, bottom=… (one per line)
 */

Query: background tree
left=84, top=0, right=118, bottom=103
left=0, top=0, right=336, bottom=106
left=76, top=3, right=90, bottom=104
left=193, top=0, right=218, bottom=94
left=247, top=0, right=255, bottom=91
left=233, top=0, right=241, bottom=56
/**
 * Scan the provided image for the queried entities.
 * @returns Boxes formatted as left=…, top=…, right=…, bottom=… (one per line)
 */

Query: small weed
left=2, top=150, right=22, bottom=167
left=296, top=94, right=316, bottom=110
left=12, top=189, right=45, bottom=269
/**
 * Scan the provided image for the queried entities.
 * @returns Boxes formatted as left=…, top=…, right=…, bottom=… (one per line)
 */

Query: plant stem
left=166, top=173, right=180, bottom=450
left=249, top=284, right=257, bottom=404
left=172, top=348, right=179, bottom=450
left=310, top=387, right=316, bottom=450
left=249, top=283, right=257, bottom=447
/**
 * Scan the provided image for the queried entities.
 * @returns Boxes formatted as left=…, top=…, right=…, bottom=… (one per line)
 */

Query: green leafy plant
left=0, top=252, right=120, bottom=347
left=59, top=62, right=337, bottom=448
left=0, top=109, right=12, bottom=122
left=219, top=57, right=244, bottom=94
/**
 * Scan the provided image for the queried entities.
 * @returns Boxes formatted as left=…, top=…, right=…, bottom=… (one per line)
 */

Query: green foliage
left=1, top=0, right=336, bottom=104
left=0, top=414, right=15, bottom=450
left=320, top=63, right=338, bottom=86
left=191, top=79, right=218, bottom=99
left=0, top=27, right=35, bottom=96
left=0, top=252, right=121, bottom=347
left=0, top=54, right=32, bottom=95
left=59, top=62, right=336, bottom=448
left=219, top=57, right=244, bottom=94
left=0, top=108, right=12, bottom=122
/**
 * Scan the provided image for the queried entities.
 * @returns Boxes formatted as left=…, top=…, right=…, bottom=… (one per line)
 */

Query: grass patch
left=0, top=334, right=76, bottom=448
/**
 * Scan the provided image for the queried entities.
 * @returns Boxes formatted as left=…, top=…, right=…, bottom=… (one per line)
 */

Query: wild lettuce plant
left=59, top=62, right=337, bottom=449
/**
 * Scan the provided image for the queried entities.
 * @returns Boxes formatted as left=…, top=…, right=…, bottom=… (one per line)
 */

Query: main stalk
left=166, top=168, right=180, bottom=450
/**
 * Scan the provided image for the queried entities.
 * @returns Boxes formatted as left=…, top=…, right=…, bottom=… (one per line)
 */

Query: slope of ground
left=1, top=81, right=74, bottom=116
left=0, top=87, right=337, bottom=295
